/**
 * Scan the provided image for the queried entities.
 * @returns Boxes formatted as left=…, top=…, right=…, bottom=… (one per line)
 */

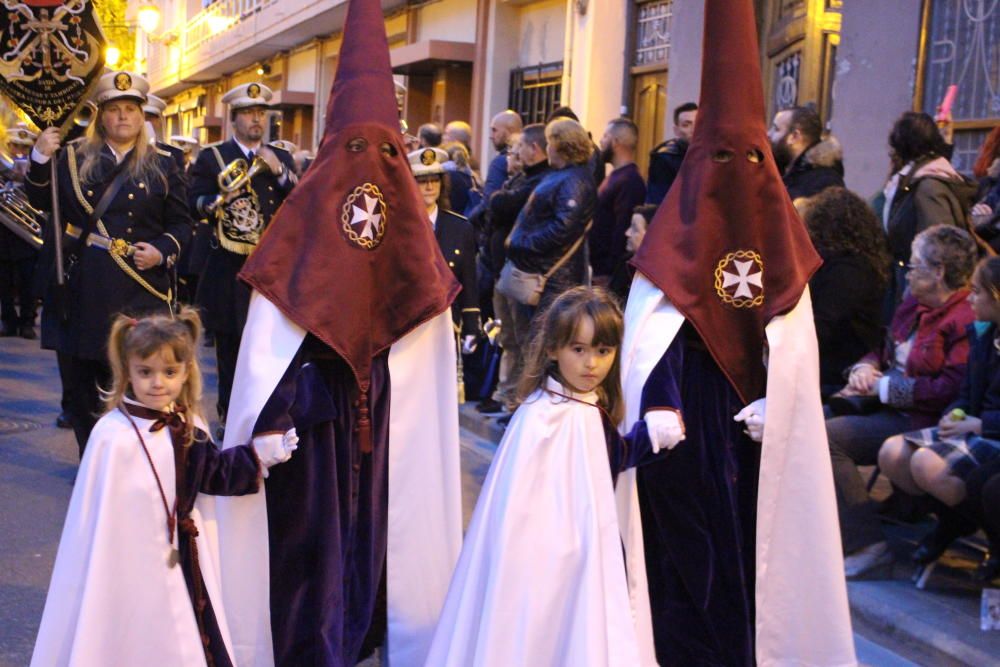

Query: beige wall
left=287, top=47, right=317, bottom=93
left=564, top=0, right=627, bottom=133
left=517, top=0, right=566, bottom=66
left=417, top=0, right=478, bottom=40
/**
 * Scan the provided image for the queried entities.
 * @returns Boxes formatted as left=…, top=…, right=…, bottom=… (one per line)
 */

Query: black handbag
left=826, top=393, right=882, bottom=416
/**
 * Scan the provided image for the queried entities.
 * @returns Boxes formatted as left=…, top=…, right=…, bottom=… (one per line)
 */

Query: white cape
left=212, top=291, right=463, bottom=666
left=32, top=410, right=231, bottom=667
left=618, top=273, right=856, bottom=667
left=425, top=377, right=655, bottom=667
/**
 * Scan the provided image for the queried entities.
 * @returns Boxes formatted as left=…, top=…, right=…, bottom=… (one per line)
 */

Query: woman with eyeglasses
left=824, top=224, right=977, bottom=578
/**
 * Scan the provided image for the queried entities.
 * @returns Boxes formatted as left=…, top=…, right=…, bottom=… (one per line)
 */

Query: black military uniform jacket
left=435, top=208, right=480, bottom=337
left=26, top=143, right=192, bottom=360
left=157, top=140, right=187, bottom=175
left=188, top=138, right=295, bottom=333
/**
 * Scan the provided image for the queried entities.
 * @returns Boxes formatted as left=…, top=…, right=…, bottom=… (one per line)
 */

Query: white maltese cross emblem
left=341, top=183, right=387, bottom=249
left=714, top=250, right=764, bottom=308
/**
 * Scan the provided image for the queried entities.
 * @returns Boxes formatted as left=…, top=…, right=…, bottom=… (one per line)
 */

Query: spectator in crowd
left=802, top=188, right=890, bottom=398
left=824, top=225, right=977, bottom=578
left=475, top=124, right=552, bottom=414
left=442, top=141, right=479, bottom=215
left=768, top=105, right=845, bottom=204
left=546, top=106, right=604, bottom=188
left=877, top=255, right=1000, bottom=569
left=483, top=110, right=523, bottom=199
left=592, top=117, right=646, bottom=285
left=608, top=203, right=655, bottom=302
left=443, top=120, right=478, bottom=171
left=970, top=126, right=1000, bottom=247
left=965, top=454, right=1000, bottom=581
left=419, top=122, right=443, bottom=148
left=646, top=102, right=697, bottom=205
left=883, top=111, right=978, bottom=307
left=504, top=117, right=597, bottom=345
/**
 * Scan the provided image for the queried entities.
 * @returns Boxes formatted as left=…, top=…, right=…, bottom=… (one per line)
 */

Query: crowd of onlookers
left=409, top=102, right=1000, bottom=586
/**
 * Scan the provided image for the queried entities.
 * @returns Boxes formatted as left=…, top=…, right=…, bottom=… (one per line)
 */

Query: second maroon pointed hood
left=631, top=0, right=821, bottom=403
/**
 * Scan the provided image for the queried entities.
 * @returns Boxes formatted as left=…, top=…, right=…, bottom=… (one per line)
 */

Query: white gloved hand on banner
left=645, top=409, right=685, bottom=453
left=734, top=399, right=767, bottom=442
left=252, top=427, right=299, bottom=477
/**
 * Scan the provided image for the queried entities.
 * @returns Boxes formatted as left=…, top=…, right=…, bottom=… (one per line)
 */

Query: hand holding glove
left=645, top=409, right=685, bottom=453
left=734, top=399, right=766, bottom=443
left=252, top=428, right=299, bottom=477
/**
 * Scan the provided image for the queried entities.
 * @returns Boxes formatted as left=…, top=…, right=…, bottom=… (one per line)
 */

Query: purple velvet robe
left=253, top=336, right=391, bottom=667
left=636, top=324, right=762, bottom=667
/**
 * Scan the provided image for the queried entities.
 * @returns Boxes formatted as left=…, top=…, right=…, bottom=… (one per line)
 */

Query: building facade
left=129, top=0, right=999, bottom=196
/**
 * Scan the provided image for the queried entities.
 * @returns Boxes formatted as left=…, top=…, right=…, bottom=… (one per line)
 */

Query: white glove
left=462, top=334, right=478, bottom=354
left=253, top=428, right=299, bottom=477
left=734, top=399, right=766, bottom=443
left=644, top=409, right=685, bottom=453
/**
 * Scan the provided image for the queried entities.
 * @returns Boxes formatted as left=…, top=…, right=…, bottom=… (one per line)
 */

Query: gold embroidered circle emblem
left=714, top=250, right=764, bottom=309
left=341, top=183, right=387, bottom=250
left=114, top=73, right=132, bottom=91
left=248, top=83, right=261, bottom=99
left=420, top=149, right=435, bottom=166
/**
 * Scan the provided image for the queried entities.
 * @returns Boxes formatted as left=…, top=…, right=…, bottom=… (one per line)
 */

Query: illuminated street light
left=137, top=5, right=161, bottom=34
left=105, top=45, right=121, bottom=66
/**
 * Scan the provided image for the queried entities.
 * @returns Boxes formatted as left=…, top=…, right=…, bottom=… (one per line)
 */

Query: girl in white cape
left=426, top=287, right=684, bottom=666
left=31, top=308, right=297, bottom=667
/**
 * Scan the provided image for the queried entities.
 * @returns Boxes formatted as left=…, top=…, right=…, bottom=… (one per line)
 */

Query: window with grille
left=634, top=0, right=672, bottom=69
left=919, top=0, right=1000, bottom=173
left=509, top=62, right=564, bottom=126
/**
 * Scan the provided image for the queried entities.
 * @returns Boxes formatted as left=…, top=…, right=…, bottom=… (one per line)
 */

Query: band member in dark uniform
left=143, top=93, right=186, bottom=173
left=409, top=147, right=481, bottom=398
left=188, top=82, right=296, bottom=426
left=0, top=124, right=41, bottom=338
left=26, top=70, right=193, bottom=456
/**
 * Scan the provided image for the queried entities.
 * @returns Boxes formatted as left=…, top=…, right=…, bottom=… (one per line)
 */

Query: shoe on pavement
left=844, top=541, right=893, bottom=579
left=55, top=411, right=73, bottom=429
left=19, top=325, right=37, bottom=340
left=476, top=398, right=507, bottom=415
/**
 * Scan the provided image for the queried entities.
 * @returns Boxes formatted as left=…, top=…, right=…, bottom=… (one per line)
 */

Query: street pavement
left=2, top=334, right=997, bottom=665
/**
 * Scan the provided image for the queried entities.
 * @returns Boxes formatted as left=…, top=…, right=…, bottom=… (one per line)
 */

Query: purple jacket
left=860, top=290, right=974, bottom=416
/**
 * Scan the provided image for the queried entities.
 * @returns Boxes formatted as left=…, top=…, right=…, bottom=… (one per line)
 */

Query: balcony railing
left=181, top=0, right=279, bottom=53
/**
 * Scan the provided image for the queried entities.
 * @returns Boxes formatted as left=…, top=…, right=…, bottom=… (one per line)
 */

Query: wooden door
left=632, top=71, right=668, bottom=179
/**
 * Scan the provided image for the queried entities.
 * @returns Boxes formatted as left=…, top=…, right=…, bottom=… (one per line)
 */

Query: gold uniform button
left=86, top=189, right=94, bottom=197
left=448, top=261, right=455, bottom=267
left=126, top=227, right=133, bottom=233
left=454, top=249, right=460, bottom=255
left=128, top=193, right=134, bottom=200
left=269, top=199, right=275, bottom=205
left=127, top=211, right=133, bottom=217
left=268, top=186, right=274, bottom=192
left=138, top=183, right=145, bottom=189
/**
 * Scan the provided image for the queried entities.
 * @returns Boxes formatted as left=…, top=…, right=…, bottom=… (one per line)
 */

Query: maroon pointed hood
left=239, top=0, right=459, bottom=447
left=631, top=0, right=821, bottom=403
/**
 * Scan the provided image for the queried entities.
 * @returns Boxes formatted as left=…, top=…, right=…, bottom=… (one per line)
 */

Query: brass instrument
left=74, top=101, right=97, bottom=130
left=209, top=155, right=270, bottom=212
left=0, top=181, right=45, bottom=248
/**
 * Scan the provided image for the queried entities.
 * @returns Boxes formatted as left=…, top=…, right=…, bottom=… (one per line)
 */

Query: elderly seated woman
left=877, top=256, right=1000, bottom=576
left=825, top=224, right=978, bottom=578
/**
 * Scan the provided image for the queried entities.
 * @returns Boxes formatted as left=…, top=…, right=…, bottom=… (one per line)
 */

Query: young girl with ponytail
left=31, top=307, right=297, bottom=667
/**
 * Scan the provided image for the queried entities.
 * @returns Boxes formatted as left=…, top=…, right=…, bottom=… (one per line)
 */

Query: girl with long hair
left=426, top=286, right=682, bottom=666
left=31, top=308, right=297, bottom=667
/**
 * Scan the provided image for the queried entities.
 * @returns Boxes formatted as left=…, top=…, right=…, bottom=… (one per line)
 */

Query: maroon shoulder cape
left=631, top=0, right=821, bottom=403
left=239, top=0, right=459, bottom=442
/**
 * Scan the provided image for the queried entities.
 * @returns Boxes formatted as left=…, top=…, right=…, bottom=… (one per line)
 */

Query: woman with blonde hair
left=26, top=70, right=193, bottom=457
left=500, top=118, right=597, bottom=341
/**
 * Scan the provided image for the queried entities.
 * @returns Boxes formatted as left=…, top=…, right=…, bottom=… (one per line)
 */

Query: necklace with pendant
left=123, top=406, right=180, bottom=568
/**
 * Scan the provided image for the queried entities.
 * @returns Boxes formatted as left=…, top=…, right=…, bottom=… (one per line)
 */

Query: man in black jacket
left=646, top=102, right=697, bottom=205
left=189, top=82, right=296, bottom=426
left=768, top=105, right=845, bottom=203
left=476, top=123, right=551, bottom=413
